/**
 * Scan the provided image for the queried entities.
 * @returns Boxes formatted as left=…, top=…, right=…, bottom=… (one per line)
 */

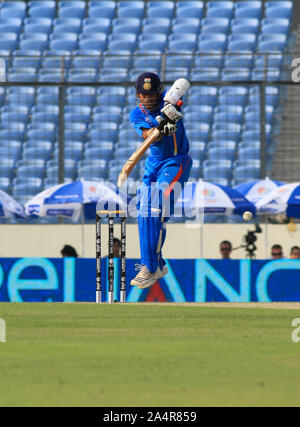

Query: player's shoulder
left=129, top=105, right=142, bottom=121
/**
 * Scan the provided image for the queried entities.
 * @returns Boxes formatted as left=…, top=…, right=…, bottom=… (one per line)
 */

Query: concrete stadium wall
left=0, top=223, right=299, bottom=259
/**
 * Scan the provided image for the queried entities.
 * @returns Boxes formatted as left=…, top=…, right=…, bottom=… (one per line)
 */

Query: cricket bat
left=117, top=117, right=169, bottom=188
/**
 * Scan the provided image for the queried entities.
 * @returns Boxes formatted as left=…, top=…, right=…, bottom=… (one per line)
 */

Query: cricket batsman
left=129, top=72, right=192, bottom=289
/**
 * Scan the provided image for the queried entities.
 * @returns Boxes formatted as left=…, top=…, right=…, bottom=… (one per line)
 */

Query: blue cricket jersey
left=129, top=91, right=190, bottom=161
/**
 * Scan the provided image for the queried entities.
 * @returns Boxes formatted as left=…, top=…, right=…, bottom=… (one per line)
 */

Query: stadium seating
left=0, top=0, right=295, bottom=223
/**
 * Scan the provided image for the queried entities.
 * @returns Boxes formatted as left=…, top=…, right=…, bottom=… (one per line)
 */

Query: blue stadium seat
left=25, top=16, right=53, bottom=25
left=214, top=112, right=243, bottom=125
left=108, top=39, right=136, bottom=52
left=16, top=159, right=46, bottom=179
left=203, top=165, right=232, bottom=180
left=84, top=145, right=114, bottom=161
left=251, top=68, right=281, bottom=81
left=139, top=33, right=167, bottom=43
left=3, top=1, right=26, bottom=10
left=235, top=7, right=262, bottom=20
left=164, top=68, right=190, bottom=80
left=0, top=177, right=11, bottom=192
left=165, top=51, right=193, bottom=69
left=184, top=106, right=214, bottom=123
left=30, top=111, right=57, bottom=126
left=12, top=50, right=42, bottom=69
left=93, top=112, right=120, bottom=124
left=46, top=163, right=76, bottom=180
left=29, top=1, right=55, bottom=9
left=38, top=70, right=64, bottom=83
left=190, top=69, right=220, bottom=81
left=0, top=33, right=18, bottom=51
left=0, top=158, right=15, bottom=179
left=231, top=24, right=260, bottom=35
left=189, top=142, right=206, bottom=160
left=27, top=129, right=56, bottom=142
left=64, top=129, right=86, bottom=142
left=168, top=40, right=197, bottom=51
left=259, top=34, right=287, bottom=44
left=53, top=24, right=82, bottom=34
left=208, top=147, right=236, bottom=161
left=28, top=5, right=56, bottom=19
left=201, top=24, right=230, bottom=35
left=233, top=164, right=260, bottom=181
left=262, top=24, right=289, bottom=36
left=58, top=6, right=86, bottom=20
left=186, top=123, right=210, bottom=141
left=137, top=40, right=167, bottom=52
left=142, top=24, right=171, bottom=35
left=224, top=52, right=254, bottom=68
left=50, top=39, right=79, bottom=51
left=22, top=146, right=53, bottom=161
left=7, top=69, right=37, bottom=82
left=176, top=2, right=204, bottom=19
left=13, top=183, right=43, bottom=198
left=78, top=38, right=106, bottom=51
left=188, top=87, right=218, bottom=106
left=82, top=19, right=110, bottom=34
left=66, top=87, right=96, bottom=106
left=261, top=18, right=290, bottom=27
left=211, top=130, right=240, bottom=143
left=102, top=50, right=132, bottom=69
left=19, top=39, right=48, bottom=52
left=24, top=23, right=52, bottom=34
left=148, top=2, right=175, bottom=9
left=68, top=68, right=97, bottom=82
left=133, top=51, right=162, bottom=68
left=77, top=160, right=108, bottom=180
left=88, top=6, right=116, bottom=20
left=218, top=86, right=248, bottom=106
left=41, top=54, right=71, bottom=70
left=89, top=129, right=118, bottom=142
left=172, top=23, right=200, bottom=35
left=198, top=40, right=227, bottom=52
left=118, top=6, right=145, bottom=20
left=0, top=22, right=22, bottom=35
left=1, top=7, right=26, bottom=20
left=202, top=17, right=229, bottom=26
left=65, top=110, right=91, bottom=125
left=265, top=3, right=293, bottom=20
left=206, top=1, right=234, bottom=19
left=93, top=105, right=122, bottom=115
left=237, top=146, right=260, bottom=161
left=54, top=145, right=83, bottom=162
left=0, top=140, right=22, bottom=159
left=221, top=68, right=251, bottom=81
left=228, top=40, right=256, bottom=52
left=71, top=56, right=100, bottom=70
left=209, top=140, right=236, bottom=150
left=194, top=51, right=224, bottom=68
left=113, top=16, right=141, bottom=27
left=1, top=111, right=28, bottom=125
left=99, top=69, right=128, bottom=83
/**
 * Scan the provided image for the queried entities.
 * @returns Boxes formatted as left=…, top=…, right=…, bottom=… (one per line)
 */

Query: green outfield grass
left=0, top=303, right=299, bottom=407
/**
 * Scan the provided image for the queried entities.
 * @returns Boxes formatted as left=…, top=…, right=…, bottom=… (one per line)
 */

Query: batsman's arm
left=142, top=127, right=163, bottom=142
left=117, top=118, right=169, bottom=188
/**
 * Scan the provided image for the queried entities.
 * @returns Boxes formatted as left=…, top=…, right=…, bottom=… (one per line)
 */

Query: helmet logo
left=143, top=79, right=152, bottom=91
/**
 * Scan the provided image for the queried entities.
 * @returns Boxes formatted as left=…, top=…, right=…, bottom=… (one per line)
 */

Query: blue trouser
left=138, top=155, right=192, bottom=273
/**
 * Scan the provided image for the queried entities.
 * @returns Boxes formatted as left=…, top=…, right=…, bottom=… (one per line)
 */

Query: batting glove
left=161, top=103, right=182, bottom=123
left=156, top=116, right=177, bottom=136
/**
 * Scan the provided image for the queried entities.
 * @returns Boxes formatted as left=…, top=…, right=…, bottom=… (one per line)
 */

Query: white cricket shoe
left=130, top=264, right=168, bottom=289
